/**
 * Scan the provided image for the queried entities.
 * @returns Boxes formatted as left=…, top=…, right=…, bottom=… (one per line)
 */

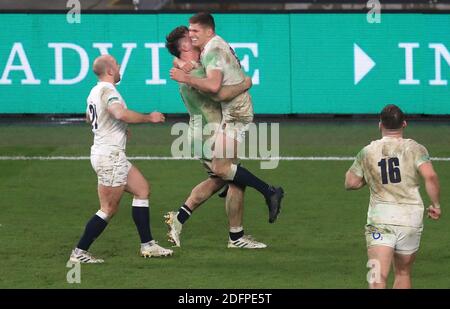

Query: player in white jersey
left=345, top=104, right=441, bottom=288
left=69, top=55, right=173, bottom=263
left=170, top=12, right=284, bottom=228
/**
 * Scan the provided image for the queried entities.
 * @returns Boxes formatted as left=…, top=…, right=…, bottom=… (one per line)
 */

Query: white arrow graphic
left=354, top=43, right=376, bottom=85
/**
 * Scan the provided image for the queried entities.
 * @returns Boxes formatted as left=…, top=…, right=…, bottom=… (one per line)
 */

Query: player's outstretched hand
left=170, top=68, right=188, bottom=83
left=149, top=112, right=165, bottom=123
left=427, top=205, right=441, bottom=220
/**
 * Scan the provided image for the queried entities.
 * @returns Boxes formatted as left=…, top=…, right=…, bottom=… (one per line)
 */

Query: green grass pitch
left=0, top=121, right=449, bottom=288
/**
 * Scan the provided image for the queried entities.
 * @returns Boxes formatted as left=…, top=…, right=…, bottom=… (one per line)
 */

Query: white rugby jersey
left=86, top=82, right=128, bottom=155
left=201, top=35, right=253, bottom=124
left=350, top=136, right=430, bottom=228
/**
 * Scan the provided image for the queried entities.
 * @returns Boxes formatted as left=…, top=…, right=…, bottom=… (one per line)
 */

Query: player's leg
left=392, top=225, right=421, bottom=288
left=226, top=184, right=266, bottom=249
left=165, top=177, right=225, bottom=247
left=365, top=224, right=398, bottom=288
left=185, top=177, right=226, bottom=211
left=98, top=184, right=124, bottom=217
left=125, top=164, right=172, bottom=257
left=212, top=128, right=284, bottom=223
left=69, top=184, right=124, bottom=263
left=211, top=130, right=238, bottom=180
left=367, top=246, right=394, bottom=288
left=392, top=252, right=416, bottom=289
left=125, top=165, right=152, bottom=244
left=70, top=154, right=127, bottom=263
left=225, top=184, right=245, bottom=234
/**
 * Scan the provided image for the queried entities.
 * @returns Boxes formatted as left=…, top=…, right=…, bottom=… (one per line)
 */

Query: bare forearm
left=425, top=175, right=440, bottom=206
left=345, top=181, right=364, bottom=190
left=213, top=82, right=247, bottom=102
left=118, top=109, right=150, bottom=124
left=170, top=68, right=222, bottom=94
left=345, top=171, right=366, bottom=190
left=186, top=75, right=221, bottom=94
left=109, top=104, right=165, bottom=124
left=173, top=57, right=184, bottom=69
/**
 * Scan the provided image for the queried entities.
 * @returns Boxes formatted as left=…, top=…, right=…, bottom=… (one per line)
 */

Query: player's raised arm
left=212, top=76, right=252, bottom=102
left=173, top=57, right=195, bottom=73
left=418, top=162, right=441, bottom=220
left=107, top=103, right=165, bottom=124
left=173, top=57, right=184, bottom=69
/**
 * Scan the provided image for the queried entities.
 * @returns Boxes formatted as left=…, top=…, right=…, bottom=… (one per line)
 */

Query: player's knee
left=211, top=162, right=227, bottom=178
left=141, top=182, right=151, bottom=198
left=100, top=204, right=118, bottom=217
left=211, top=161, right=219, bottom=173
left=394, top=266, right=411, bottom=277
left=134, top=181, right=150, bottom=199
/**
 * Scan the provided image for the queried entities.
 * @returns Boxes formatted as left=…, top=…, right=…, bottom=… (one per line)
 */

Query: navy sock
left=233, top=165, right=271, bottom=199
left=77, top=214, right=108, bottom=251
left=132, top=206, right=153, bottom=244
left=177, top=205, right=192, bottom=224
left=229, top=230, right=244, bottom=241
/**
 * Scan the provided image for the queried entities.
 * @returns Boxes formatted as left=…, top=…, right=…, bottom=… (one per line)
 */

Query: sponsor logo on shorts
left=372, top=231, right=382, bottom=240
left=368, top=225, right=383, bottom=240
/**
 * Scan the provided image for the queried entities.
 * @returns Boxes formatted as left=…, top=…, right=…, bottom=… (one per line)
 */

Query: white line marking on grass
left=0, top=156, right=90, bottom=160
left=1, top=156, right=450, bottom=161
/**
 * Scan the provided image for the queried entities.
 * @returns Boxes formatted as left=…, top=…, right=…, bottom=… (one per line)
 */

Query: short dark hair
left=189, top=12, right=215, bottom=32
left=165, top=26, right=188, bottom=58
left=380, top=104, right=405, bottom=129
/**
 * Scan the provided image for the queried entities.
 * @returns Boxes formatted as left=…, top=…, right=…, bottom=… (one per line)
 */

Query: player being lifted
left=165, top=25, right=268, bottom=248
left=169, top=12, right=284, bottom=240
left=345, top=104, right=441, bottom=288
left=69, top=55, right=173, bottom=263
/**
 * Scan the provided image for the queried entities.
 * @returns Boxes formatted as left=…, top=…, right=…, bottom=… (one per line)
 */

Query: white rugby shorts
left=90, top=151, right=132, bottom=187
left=365, top=224, right=423, bottom=255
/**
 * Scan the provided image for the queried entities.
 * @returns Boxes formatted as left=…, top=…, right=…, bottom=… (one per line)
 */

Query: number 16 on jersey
left=378, top=157, right=402, bottom=184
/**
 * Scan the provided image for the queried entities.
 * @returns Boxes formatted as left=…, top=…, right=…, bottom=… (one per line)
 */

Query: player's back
left=201, top=35, right=253, bottom=124
left=86, top=82, right=128, bottom=155
left=357, top=136, right=430, bottom=227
